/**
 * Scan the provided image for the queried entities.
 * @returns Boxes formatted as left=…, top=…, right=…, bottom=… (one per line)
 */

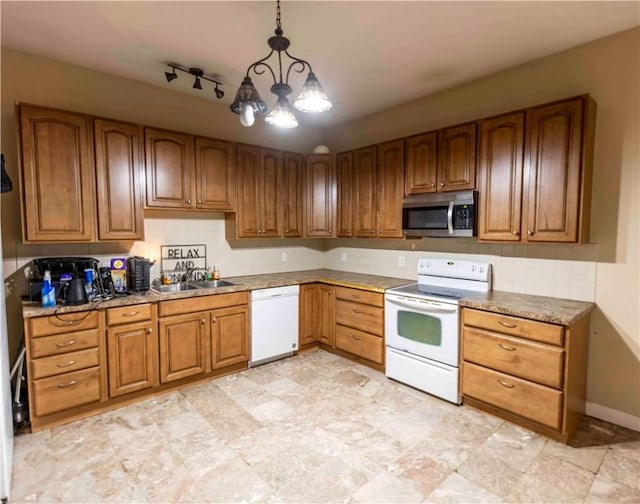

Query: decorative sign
left=160, top=244, right=207, bottom=282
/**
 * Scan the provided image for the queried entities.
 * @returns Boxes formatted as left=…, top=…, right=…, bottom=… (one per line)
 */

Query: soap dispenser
left=41, top=270, right=56, bottom=308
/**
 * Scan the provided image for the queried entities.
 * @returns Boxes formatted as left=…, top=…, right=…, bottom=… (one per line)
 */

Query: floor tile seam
left=453, top=463, right=527, bottom=501
left=588, top=473, right=640, bottom=494
left=525, top=452, right=598, bottom=500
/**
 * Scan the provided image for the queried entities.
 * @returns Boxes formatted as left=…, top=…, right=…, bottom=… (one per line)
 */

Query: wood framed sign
left=160, top=244, right=207, bottom=282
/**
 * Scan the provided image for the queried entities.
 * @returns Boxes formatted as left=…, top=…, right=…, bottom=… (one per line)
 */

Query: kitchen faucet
left=181, top=266, right=195, bottom=282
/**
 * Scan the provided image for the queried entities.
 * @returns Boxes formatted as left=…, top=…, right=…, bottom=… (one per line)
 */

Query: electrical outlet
left=340, top=253, right=347, bottom=262
left=281, top=252, right=288, bottom=262
left=398, top=256, right=405, bottom=267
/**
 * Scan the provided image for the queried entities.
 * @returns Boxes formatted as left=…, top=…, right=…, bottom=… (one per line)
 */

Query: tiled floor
left=11, top=349, right=640, bottom=503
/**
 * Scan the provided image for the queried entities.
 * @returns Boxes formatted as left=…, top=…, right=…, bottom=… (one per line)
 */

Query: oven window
left=397, top=311, right=442, bottom=346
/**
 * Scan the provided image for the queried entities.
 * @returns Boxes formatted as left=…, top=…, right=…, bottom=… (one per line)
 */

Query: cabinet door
left=524, top=99, right=584, bottom=243
left=144, top=128, right=194, bottom=209
left=94, top=119, right=144, bottom=240
left=318, top=285, right=335, bottom=346
left=282, top=152, right=304, bottom=237
left=438, top=122, right=477, bottom=191
left=236, top=144, right=261, bottom=237
left=299, top=284, right=319, bottom=346
left=336, top=152, right=353, bottom=237
left=158, top=312, right=208, bottom=383
left=260, top=148, right=283, bottom=237
left=405, top=132, right=438, bottom=195
left=304, top=154, right=336, bottom=237
left=211, top=305, right=249, bottom=369
left=195, top=137, right=236, bottom=211
left=376, top=139, right=405, bottom=238
left=477, top=112, right=525, bottom=241
left=19, top=105, right=96, bottom=242
left=107, top=321, right=156, bottom=397
left=352, top=146, right=377, bottom=238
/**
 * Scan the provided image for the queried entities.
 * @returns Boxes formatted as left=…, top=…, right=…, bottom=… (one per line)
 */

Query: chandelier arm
left=283, top=51, right=312, bottom=84
left=246, top=51, right=278, bottom=85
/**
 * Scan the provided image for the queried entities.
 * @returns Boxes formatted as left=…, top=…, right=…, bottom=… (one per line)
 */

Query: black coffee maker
left=29, top=257, right=99, bottom=304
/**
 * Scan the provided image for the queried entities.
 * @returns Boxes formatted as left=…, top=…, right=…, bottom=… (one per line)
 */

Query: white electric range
left=384, top=258, right=492, bottom=404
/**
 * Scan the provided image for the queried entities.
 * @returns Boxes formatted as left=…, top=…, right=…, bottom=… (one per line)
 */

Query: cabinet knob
left=431, top=183, right=436, bottom=187
left=440, top=182, right=445, bottom=187
left=198, top=200, right=203, bottom=204
left=512, top=230, right=520, bottom=236
left=328, top=229, right=332, bottom=233
left=211, top=317, right=217, bottom=323
left=186, top=199, right=191, bottom=205
left=527, top=230, right=534, bottom=236
left=285, top=229, right=290, bottom=233
left=146, top=328, right=152, bottom=334
left=201, top=318, right=206, bottom=324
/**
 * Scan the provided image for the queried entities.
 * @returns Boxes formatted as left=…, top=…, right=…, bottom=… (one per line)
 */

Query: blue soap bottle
left=41, top=270, right=56, bottom=308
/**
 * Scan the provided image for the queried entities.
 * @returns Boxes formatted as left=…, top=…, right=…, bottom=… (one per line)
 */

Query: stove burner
left=416, top=285, right=465, bottom=299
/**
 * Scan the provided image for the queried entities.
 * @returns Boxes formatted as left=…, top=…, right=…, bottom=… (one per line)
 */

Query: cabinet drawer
left=159, top=292, right=248, bottom=317
left=107, top=304, right=152, bottom=325
left=336, top=325, right=384, bottom=364
left=335, top=286, right=383, bottom=307
left=30, top=347, right=100, bottom=379
left=463, top=308, right=564, bottom=346
left=30, top=311, right=99, bottom=338
left=462, top=362, right=562, bottom=429
left=32, top=367, right=102, bottom=417
left=30, top=328, right=100, bottom=358
left=463, top=327, right=564, bottom=388
left=335, top=300, right=384, bottom=336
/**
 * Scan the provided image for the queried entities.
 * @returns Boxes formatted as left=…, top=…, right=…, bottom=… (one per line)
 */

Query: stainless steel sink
left=150, top=282, right=199, bottom=293
left=191, top=280, right=236, bottom=289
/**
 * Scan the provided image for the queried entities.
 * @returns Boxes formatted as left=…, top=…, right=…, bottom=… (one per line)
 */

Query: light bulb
left=239, top=102, right=255, bottom=127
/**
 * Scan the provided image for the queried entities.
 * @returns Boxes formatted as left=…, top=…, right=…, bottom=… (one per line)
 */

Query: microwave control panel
left=454, top=205, right=474, bottom=229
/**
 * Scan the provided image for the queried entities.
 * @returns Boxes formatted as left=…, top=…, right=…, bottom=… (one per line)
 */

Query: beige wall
left=1, top=26, right=638, bottom=426
left=324, top=27, right=640, bottom=424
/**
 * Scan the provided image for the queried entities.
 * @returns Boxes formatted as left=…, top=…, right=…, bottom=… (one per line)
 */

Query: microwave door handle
left=447, top=201, right=455, bottom=235
left=387, top=296, right=458, bottom=313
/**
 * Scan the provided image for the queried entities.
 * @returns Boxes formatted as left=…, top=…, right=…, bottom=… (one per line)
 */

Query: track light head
left=165, top=70, right=177, bottom=82
left=193, top=77, right=202, bottom=90
left=215, top=87, right=224, bottom=99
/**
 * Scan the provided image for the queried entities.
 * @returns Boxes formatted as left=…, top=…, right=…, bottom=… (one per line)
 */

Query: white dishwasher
left=250, top=285, right=299, bottom=367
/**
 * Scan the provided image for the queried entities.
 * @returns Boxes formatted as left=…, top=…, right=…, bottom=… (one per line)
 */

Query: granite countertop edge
left=23, top=268, right=596, bottom=325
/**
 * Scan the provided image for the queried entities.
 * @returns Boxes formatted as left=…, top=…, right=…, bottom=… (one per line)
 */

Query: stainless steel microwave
left=402, top=190, right=476, bottom=238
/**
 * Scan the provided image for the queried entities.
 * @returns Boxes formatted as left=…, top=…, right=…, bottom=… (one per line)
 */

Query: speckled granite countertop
left=23, top=269, right=595, bottom=325
left=459, top=291, right=595, bottom=325
left=22, top=269, right=412, bottom=318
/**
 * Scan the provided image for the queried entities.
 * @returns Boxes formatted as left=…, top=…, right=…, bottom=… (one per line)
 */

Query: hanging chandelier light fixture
left=230, top=0, right=332, bottom=128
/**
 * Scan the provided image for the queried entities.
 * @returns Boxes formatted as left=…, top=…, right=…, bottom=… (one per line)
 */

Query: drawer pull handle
left=56, top=360, right=76, bottom=368
left=53, top=320, right=79, bottom=327
left=497, top=379, right=515, bottom=389
left=56, top=340, right=77, bottom=348
left=498, top=344, right=516, bottom=352
left=122, top=311, right=140, bottom=317
left=352, top=309, right=365, bottom=315
left=499, top=321, right=517, bottom=329
left=57, top=380, right=78, bottom=389
left=352, top=294, right=361, bottom=299
left=351, top=335, right=361, bottom=341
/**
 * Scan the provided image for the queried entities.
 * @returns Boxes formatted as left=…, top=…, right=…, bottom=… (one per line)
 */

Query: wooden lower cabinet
left=318, top=285, right=336, bottom=346
left=25, top=310, right=107, bottom=430
left=299, top=284, right=319, bottom=347
left=461, top=307, right=590, bottom=443
left=159, top=312, right=208, bottom=383
left=211, top=305, right=250, bottom=369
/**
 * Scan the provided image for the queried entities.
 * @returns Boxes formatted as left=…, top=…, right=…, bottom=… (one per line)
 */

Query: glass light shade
left=239, top=102, right=255, bottom=127
left=293, top=72, right=332, bottom=113
left=265, top=96, right=298, bottom=128
left=230, top=76, right=268, bottom=122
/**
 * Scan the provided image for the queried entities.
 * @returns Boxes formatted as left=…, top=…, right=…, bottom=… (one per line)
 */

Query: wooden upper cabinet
left=236, top=144, right=261, bottom=237
left=438, top=122, right=477, bottom=192
left=524, top=98, right=591, bottom=243
left=18, top=104, right=96, bottom=242
left=477, top=112, right=525, bottom=241
left=352, top=146, right=377, bottom=238
left=405, top=132, right=438, bottom=195
left=260, top=148, right=283, bottom=237
left=282, top=152, right=304, bottom=237
left=194, top=137, right=236, bottom=211
left=144, top=128, right=194, bottom=209
left=336, top=152, right=353, bottom=237
left=376, top=139, right=405, bottom=238
left=94, top=119, right=144, bottom=241
left=304, top=154, right=336, bottom=237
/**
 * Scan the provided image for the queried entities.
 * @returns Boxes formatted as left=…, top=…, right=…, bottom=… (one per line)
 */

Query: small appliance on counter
left=29, top=257, right=99, bottom=304
left=127, top=257, right=150, bottom=292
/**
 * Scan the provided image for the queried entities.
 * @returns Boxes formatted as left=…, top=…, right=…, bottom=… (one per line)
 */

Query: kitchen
left=1, top=2, right=639, bottom=503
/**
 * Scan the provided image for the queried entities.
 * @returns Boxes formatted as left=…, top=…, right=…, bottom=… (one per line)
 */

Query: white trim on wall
left=586, top=401, right=640, bottom=432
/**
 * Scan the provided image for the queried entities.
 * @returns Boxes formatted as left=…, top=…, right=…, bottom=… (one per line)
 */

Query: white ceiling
left=2, top=1, right=639, bottom=128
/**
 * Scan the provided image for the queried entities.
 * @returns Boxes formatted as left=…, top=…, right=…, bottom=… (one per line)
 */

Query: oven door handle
left=386, top=295, right=458, bottom=313
left=447, top=200, right=455, bottom=235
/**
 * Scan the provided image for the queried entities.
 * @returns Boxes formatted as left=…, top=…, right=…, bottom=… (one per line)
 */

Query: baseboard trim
left=586, top=401, right=640, bottom=432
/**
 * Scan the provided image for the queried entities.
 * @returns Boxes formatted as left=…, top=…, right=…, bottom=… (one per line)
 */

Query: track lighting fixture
left=164, top=64, right=224, bottom=99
